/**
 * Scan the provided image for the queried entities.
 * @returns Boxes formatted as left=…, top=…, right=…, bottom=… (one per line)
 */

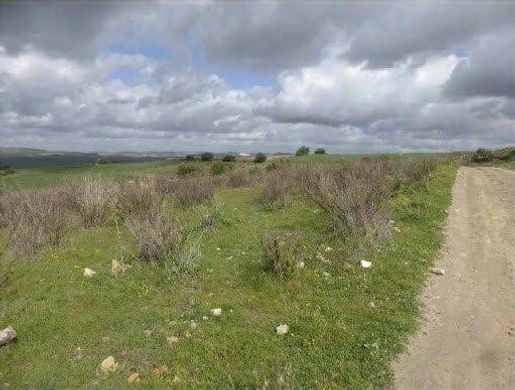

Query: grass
left=0, top=161, right=456, bottom=388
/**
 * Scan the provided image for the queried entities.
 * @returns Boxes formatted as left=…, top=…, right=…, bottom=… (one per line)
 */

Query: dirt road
left=393, top=167, right=515, bottom=390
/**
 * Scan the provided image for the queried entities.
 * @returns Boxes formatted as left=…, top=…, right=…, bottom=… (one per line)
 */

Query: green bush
left=472, top=148, right=494, bottom=163
left=261, top=231, right=302, bottom=279
left=314, top=148, right=326, bottom=155
left=211, top=161, right=226, bottom=175
left=222, top=155, right=236, bottom=162
left=200, top=152, right=214, bottom=162
left=265, top=159, right=291, bottom=171
left=254, top=153, right=267, bottom=163
left=178, top=163, right=201, bottom=177
left=295, top=146, right=310, bottom=156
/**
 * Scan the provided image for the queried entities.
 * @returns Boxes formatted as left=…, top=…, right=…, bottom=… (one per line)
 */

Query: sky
left=0, top=1, right=514, bottom=153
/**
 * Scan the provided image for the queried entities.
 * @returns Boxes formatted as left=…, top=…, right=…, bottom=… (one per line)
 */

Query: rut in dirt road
left=393, top=167, right=515, bottom=390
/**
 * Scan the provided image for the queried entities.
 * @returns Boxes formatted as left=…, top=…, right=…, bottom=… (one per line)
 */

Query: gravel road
left=393, top=167, right=515, bottom=390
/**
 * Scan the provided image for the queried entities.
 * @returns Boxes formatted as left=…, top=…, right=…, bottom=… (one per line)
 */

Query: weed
left=261, top=230, right=302, bottom=279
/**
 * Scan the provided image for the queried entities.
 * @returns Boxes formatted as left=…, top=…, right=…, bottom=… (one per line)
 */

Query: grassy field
left=0, top=156, right=457, bottom=389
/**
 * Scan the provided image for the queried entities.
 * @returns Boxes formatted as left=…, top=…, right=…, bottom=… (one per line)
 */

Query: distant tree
left=200, top=152, right=214, bottom=162
left=185, top=154, right=197, bottom=161
left=222, top=154, right=236, bottom=162
left=254, top=153, right=267, bottom=163
left=314, top=148, right=326, bottom=155
left=295, top=146, right=310, bottom=156
left=472, top=148, right=494, bottom=163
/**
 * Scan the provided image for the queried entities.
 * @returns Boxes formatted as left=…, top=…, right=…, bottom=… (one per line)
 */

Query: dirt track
left=393, top=167, right=515, bottom=390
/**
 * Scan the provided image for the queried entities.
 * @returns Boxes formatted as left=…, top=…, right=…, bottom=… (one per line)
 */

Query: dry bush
left=118, top=176, right=161, bottom=217
left=300, top=158, right=438, bottom=234
left=260, top=168, right=295, bottom=206
left=301, top=160, right=394, bottom=233
left=226, top=168, right=254, bottom=188
left=395, top=157, right=438, bottom=183
left=63, top=177, right=120, bottom=227
left=0, top=188, right=70, bottom=256
left=261, top=231, right=302, bottom=279
left=169, top=176, right=216, bottom=205
left=125, top=213, right=199, bottom=273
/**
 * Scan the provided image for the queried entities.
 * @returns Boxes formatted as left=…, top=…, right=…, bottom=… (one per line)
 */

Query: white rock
left=360, top=260, right=372, bottom=269
left=393, top=226, right=401, bottom=233
left=83, top=268, right=96, bottom=278
left=430, top=267, right=445, bottom=276
left=275, top=324, right=289, bottom=335
left=100, top=356, right=118, bottom=374
left=324, top=246, right=333, bottom=252
left=298, top=261, right=305, bottom=269
left=211, top=308, right=222, bottom=316
left=190, top=320, right=198, bottom=329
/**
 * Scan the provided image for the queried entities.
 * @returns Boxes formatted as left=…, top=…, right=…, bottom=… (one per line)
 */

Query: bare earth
left=393, top=167, right=515, bottom=390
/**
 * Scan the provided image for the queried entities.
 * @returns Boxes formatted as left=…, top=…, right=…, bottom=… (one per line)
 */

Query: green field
left=0, top=157, right=457, bottom=388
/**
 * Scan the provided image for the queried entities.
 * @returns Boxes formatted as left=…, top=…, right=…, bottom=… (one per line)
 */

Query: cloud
left=0, top=2, right=513, bottom=152
left=443, top=30, right=515, bottom=98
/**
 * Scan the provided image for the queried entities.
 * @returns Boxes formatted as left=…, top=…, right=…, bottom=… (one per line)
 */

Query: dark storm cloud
left=345, top=2, right=515, bottom=67
left=0, top=2, right=122, bottom=59
left=443, top=31, right=515, bottom=99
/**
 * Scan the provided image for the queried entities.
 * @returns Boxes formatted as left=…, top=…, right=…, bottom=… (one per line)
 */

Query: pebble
left=83, top=268, right=96, bottom=278
left=430, top=267, right=445, bottom=276
left=127, top=372, right=140, bottom=384
left=275, top=324, right=289, bottom=335
left=360, top=259, right=372, bottom=269
left=100, top=356, right=118, bottom=375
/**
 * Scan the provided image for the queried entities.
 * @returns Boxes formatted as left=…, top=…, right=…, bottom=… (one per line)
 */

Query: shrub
left=254, top=153, right=267, bottom=163
left=295, top=146, right=310, bottom=156
left=472, top=148, right=494, bottom=163
left=261, top=231, right=302, bottom=279
left=227, top=169, right=253, bottom=188
left=265, top=159, right=291, bottom=171
left=0, top=188, right=70, bottom=256
left=314, top=148, right=326, bottom=155
left=64, top=177, right=119, bottom=227
left=222, top=155, right=236, bottom=162
left=200, top=152, right=214, bottom=162
left=118, top=177, right=161, bottom=217
left=261, top=169, right=293, bottom=206
left=211, top=161, right=226, bottom=175
left=125, top=213, right=199, bottom=273
left=170, top=176, right=216, bottom=205
left=177, top=163, right=201, bottom=177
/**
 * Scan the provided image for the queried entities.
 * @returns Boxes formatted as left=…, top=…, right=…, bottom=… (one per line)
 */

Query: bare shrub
left=118, top=176, right=161, bottom=217
left=0, top=188, right=69, bottom=256
left=63, top=177, right=120, bottom=227
left=168, top=176, right=216, bottom=205
left=261, top=231, right=302, bottom=279
left=300, top=158, right=437, bottom=235
left=226, top=169, right=254, bottom=188
left=261, top=169, right=294, bottom=206
left=300, top=160, right=394, bottom=233
left=125, top=213, right=199, bottom=273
